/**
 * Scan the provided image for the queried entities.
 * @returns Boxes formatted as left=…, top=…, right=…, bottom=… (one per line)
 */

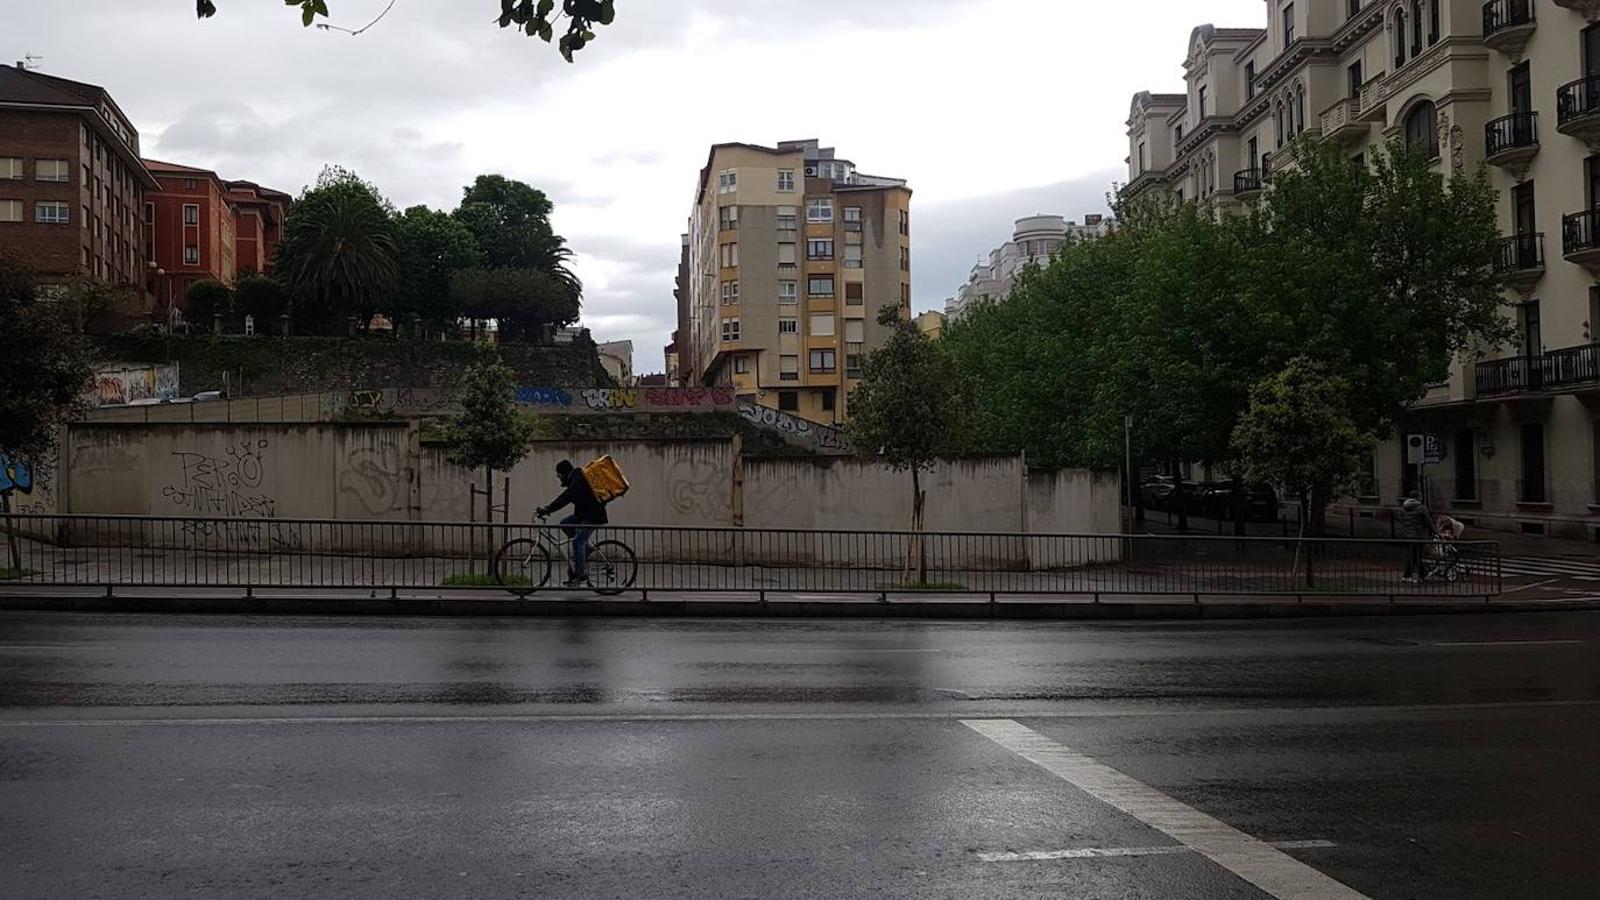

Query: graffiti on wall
left=340, top=444, right=407, bottom=516
left=738, top=401, right=846, bottom=452
left=0, top=450, right=55, bottom=514
left=319, top=388, right=454, bottom=420
left=160, top=440, right=302, bottom=549
left=515, top=386, right=737, bottom=414
left=666, top=455, right=730, bottom=520
left=87, top=365, right=181, bottom=407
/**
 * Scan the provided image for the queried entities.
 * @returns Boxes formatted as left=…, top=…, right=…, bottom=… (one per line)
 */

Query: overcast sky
left=8, top=0, right=1261, bottom=371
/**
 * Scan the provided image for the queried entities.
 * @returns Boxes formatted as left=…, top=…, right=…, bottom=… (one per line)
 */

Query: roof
left=0, top=66, right=157, bottom=190
left=695, top=141, right=798, bottom=204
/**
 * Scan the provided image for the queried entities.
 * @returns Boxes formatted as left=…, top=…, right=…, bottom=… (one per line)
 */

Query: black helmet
left=555, top=459, right=575, bottom=480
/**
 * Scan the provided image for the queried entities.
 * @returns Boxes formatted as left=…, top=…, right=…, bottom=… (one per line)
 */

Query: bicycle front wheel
left=493, top=538, right=553, bottom=597
left=588, top=540, right=638, bottom=596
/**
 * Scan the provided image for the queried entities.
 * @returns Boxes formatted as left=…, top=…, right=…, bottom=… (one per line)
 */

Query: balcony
left=1484, top=112, right=1539, bottom=174
left=1476, top=345, right=1600, bottom=397
left=1233, top=168, right=1263, bottom=200
left=1357, top=77, right=1390, bottom=123
left=1563, top=209, right=1600, bottom=272
left=1495, top=233, right=1545, bottom=291
left=1551, top=1, right=1600, bottom=17
left=1556, top=74, right=1600, bottom=144
left=1319, top=97, right=1368, bottom=147
left=1481, top=0, right=1536, bottom=59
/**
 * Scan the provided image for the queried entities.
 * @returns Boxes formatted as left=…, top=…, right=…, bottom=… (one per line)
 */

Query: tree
left=196, top=0, right=616, bottom=62
left=1231, top=358, right=1377, bottom=536
left=274, top=166, right=399, bottom=334
left=450, top=267, right=578, bottom=343
left=437, top=360, right=539, bottom=567
left=846, top=305, right=963, bottom=585
left=184, top=280, right=233, bottom=331
left=52, top=277, right=147, bottom=335
left=453, top=175, right=581, bottom=298
left=0, top=254, right=91, bottom=568
left=391, top=205, right=480, bottom=336
left=235, top=274, right=289, bottom=331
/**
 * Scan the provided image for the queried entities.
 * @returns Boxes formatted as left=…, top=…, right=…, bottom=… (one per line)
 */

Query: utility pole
left=1125, top=415, right=1142, bottom=528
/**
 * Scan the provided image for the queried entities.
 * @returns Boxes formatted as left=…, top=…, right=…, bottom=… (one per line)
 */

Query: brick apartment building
left=142, top=161, right=289, bottom=312
left=0, top=63, right=158, bottom=295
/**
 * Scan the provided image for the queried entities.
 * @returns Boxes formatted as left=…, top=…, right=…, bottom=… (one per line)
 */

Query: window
left=845, top=281, right=864, bottom=304
left=184, top=178, right=197, bottom=190
left=1137, top=142, right=1147, bottom=172
left=844, top=319, right=865, bottom=344
left=821, top=391, right=836, bottom=413
left=1347, top=61, right=1362, bottom=100
left=779, top=280, right=798, bottom=303
left=777, top=206, right=797, bottom=230
left=1403, top=101, right=1439, bottom=159
left=809, top=314, right=836, bottom=337
left=778, top=242, right=797, bottom=266
left=1427, top=0, right=1439, bottom=45
left=143, top=202, right=154, bottom=224
left=779, top=318, right=798, bottom=334
left=1520, top=422, right=1546, bottom=503
left=35, top=159, right=69, bottom=183
left=1282, top=3, right=1295, bottom=45
left=1347, top=0, right=1360, bottom=18
left=777, top=169, right=795, bottom=192
left=901, top=283, right=911, bottom=304
left=717, top=169, right=737, bottom=194
left=1244, top=63, right=1255, bottom=100
left=34, top=201, right=69, bottom=225
left=718, top=205, right=738, bottom=231
left=734, top=356, right=750, bottom=375
left=0, top=200, right=21, bottom=222
left=1411, top=0, right=1423, bottom=55
left=843, top=206, right=862, bottom=232
left=721, top=280, right=740, bottom=303
left=1453, top=428, right=1477, bottom=501
left=183, top=203, right=200, bottom=225
left=1521, top=300, right=1542, bottom=357
left=778, top=388, right=798, bottom=408
left=809, top=349, right=836, bottom=373
left=808, top=275, right=835, bottom=298
left=184, top=245, right=200, bottom=265
left=807, top=238, right=834, bottom=260
left=806, top=198, right=834, bottom=223
left=1197, top=86, right=1208, bottom=119
left=0, top=158, right=21, bottom=180
left=898, top=209, right=909, bottom=236
left=900, top=246, right=910, bottom=271
left=721, top=317, right=740, bottom=342
left=720, top=242, right=739, bottom=268
left=1393, top=8, right=1407, bottom=67
left=843, top=245, right=863, bottom=268
left=779, top=358, right=799, bottom=382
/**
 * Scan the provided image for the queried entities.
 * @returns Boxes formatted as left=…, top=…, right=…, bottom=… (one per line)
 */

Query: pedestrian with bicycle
left=537, top=459, right=608, bottom=587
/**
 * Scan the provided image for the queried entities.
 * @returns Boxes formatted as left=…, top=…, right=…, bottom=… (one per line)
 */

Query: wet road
left=1, top=611, right=1597, bottom=898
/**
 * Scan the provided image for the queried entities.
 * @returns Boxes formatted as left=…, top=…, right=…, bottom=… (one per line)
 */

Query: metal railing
left=0, top=514, right=1501, bottom=600
left=1475, top=343, right=1600, bottom=396
left=1557, top=74, right=1600, bottom=129
left=1494, top=232, right=1544, bottom=272
left=1485, top=111, right=1538, bottom=157
left=1563, top=209, right=1600, bottom=257
left=1233, top=168, right=1263, bottom=195
left=1482, top=0, right=1535, bottom=37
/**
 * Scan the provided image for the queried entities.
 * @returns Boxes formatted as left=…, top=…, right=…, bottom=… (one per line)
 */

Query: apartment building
left=143, top=160, right=289, bottom=313
left=1125, top=0, right=1600, bottom=539
left=944, top=213, right=1115, bottom=321
left=683, top=139, right=912, bottom=424
left=0, top=64, right=158, bottom=294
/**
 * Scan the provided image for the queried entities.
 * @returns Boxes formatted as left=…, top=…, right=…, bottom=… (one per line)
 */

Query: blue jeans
left=560, top=515, right=595, bottom=579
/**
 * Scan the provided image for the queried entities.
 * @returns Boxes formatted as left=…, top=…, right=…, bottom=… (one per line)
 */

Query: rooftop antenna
left=21, top=54, right=43, bottom=70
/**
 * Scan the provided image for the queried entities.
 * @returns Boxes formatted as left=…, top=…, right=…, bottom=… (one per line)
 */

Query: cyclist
left=536, top=459, right=608, bottom=587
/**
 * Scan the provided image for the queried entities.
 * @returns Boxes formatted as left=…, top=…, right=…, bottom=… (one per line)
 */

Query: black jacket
left=544, top=470, right=607, bottom=524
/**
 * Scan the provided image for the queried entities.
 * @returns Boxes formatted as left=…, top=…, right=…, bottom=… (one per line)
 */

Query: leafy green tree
left=847, top=305, right=963, bottom=585
left=1231, top=358, right=1377, bottom=534
left=450, top=267, right=579, bottom=343
left=438, top=360, right=539, bottom=565
left=235, top=274, right=288, bottom=330
left=0, top=254, right=90, bottom=541
left=274, top=166, right=399, bottom=334
left=453, top=175, right=581, bottom=299
left=391, top=205, right=480, bottom=336
left=184, top=280, right=233, bottom=331
left=196, top=0, right=616, bottom=61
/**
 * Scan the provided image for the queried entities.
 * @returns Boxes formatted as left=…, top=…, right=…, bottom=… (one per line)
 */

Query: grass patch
left=0, top=567, right=35, bottom=581
left=891, top=581, right=967, bottom=592
left=440, top=572, right=529, bottom=587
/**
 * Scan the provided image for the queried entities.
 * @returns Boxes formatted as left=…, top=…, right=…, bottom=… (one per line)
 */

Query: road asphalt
left=1, top=610, right=1597, bottom=898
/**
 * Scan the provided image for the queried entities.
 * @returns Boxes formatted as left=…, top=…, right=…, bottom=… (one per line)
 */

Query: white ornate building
left=944, top=213, right=1115, bottom=321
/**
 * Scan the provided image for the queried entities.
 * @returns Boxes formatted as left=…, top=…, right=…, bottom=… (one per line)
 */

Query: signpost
left=1407, top=433, right=1448, bottom=505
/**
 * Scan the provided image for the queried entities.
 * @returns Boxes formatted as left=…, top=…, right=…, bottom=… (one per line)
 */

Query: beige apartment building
left=679, top=139, right=912, bottom=425
left=1126, top=0, right=1600, bottom=539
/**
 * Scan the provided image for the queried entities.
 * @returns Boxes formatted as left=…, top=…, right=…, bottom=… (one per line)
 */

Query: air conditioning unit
left=804, top=165, right=818, bottom=177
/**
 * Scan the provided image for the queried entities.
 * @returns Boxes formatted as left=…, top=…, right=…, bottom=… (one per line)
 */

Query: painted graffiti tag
left=581, top=388, right=640, bottom=411
left=0, top=452, right=33, bottom=494
left=160, top=440, right=277, bottom=518
left=516, top=387, right=573, bottom=407
left=738, top=401, right=846, bottom=451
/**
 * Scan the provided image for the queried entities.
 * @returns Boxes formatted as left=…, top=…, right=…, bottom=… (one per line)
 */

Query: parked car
left=1198, top=480, right=1279, bottom=521
left=1141, top=476, right=1201, bottom=513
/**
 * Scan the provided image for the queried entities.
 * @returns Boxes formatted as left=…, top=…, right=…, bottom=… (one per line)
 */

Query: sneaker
left=563, top=575, right=591, bottom=588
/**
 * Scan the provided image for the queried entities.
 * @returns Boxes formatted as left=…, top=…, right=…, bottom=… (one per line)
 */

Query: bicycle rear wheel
left=493, top=538, right=552, bottom=597
left=588, top=540, right=638, bottom=596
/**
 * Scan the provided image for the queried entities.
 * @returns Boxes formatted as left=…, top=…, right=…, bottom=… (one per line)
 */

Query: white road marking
left=2, top=698, right=1595, bottom=729
left=962, top=719, right=1370, bottom=900
left=978, top=839, right=1336, bottom=863
left=0, top=644, right=112, bottom=650
left=1432, top=639, right=1583, bottom=647
left=1498, top=579, right=1560, bottom=595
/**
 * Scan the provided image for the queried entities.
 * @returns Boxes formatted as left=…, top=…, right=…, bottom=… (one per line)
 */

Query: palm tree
left=277, top=187, right=398, bottom=332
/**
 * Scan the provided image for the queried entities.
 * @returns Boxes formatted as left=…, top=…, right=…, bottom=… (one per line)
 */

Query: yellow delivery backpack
left=581, top=455, right=630, bottom=503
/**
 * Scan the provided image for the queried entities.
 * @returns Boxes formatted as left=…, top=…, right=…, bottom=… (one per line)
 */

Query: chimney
left=15, top=61, right=25, bottom=69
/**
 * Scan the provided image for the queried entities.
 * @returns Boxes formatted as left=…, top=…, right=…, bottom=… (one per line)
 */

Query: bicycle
left=491, top=515, right=638, bottom=596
